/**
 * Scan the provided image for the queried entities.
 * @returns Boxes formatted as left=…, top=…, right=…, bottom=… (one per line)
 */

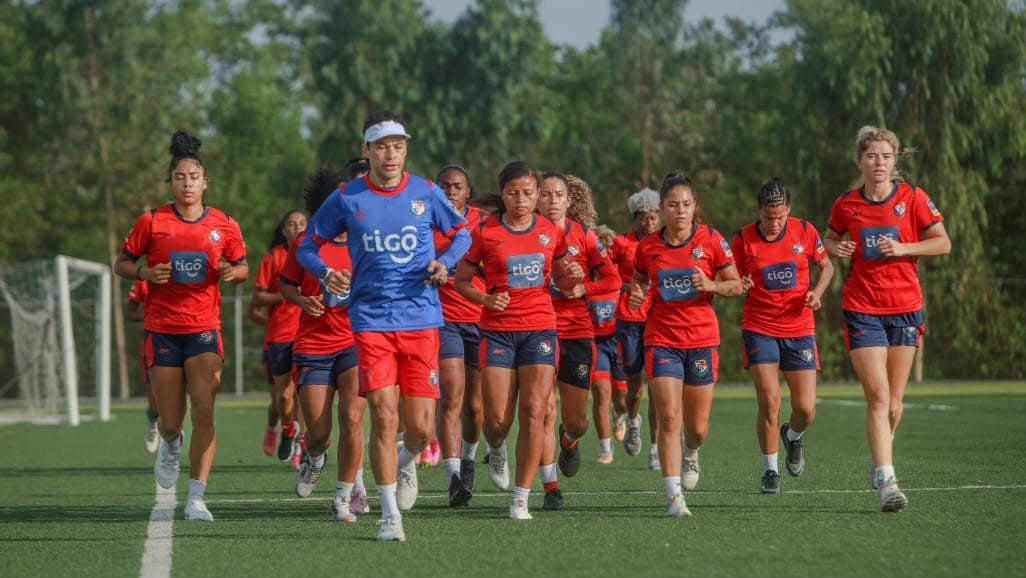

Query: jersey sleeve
left=582, top=229, right=619, bottom=295
left=912, top=186, right=944, bottom=231
left=254, top=252, right=277, bottom=292
left=730, top=231, right=748, bottom=276
left=633, top=239, right=650, bottom=277
left=711, top=229, right=735, bottom=271
left=827, top=195, right=847, bottom=236
left=224, top=217, right=247, bottom=264
left=297, top=193, right=346, bottom=280
left=120, top=211, right=154, bottom=260
left=280, top=235, right=307, bottom=287
left=805, top=223, right=828, bottom=265
left=462, top=225, right=484, bottom=268
left=431, top=184, right=471, bottom=269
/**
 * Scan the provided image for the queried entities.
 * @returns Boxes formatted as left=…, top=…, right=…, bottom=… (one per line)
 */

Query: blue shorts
left=439, top=321, right=481, bottom=369
left=742, top=330, right=819, bottom=371
left=480, top=330, right=558, bottom=369
left=645, top=346, right=718, bottom=386
left=556, top=337, right=595, bottom=390
left=263, top=342, right=294, bottom=382
left=615, top=320, right=646, bottom=376
left=144, top=330, right=223, bottom=368
left=593, top=334, right=626, bottom=383
left=843, top=310, right=923, bottom=350
left=293, top=348, right=359, bottom=388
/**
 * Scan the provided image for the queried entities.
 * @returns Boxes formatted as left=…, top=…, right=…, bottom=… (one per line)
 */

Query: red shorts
left=354, top=329, right=441, bottom=399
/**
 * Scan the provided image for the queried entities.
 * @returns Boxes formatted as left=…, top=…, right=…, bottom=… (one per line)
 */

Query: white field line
left=817, top=398, right=958, bottom=411
left=139, top=484, right=176, bottom=578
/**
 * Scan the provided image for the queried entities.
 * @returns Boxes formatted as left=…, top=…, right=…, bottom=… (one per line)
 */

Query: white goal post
left=57, top=256, right=112, bottom=425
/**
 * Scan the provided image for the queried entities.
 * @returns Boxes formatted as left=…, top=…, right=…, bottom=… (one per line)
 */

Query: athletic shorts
left=843, top=310, right=923, bottom=350
left=438, top=321, right=481, bottom=369
left=742, top=330, right=819, bottom=371
left=479, top=329, right=559, bottom=369
left=556, top=337, right=595, bottom=390
left=144, top=329, right=223, bottom=369
left=293, top=348, right=359, bottom=389
left=645, top=345, right=719, bottom=386
left=263, top=342, right=294, bottom=382
left=593, top=334, right=627, bottom=391
left=615, top=320, right=646, bottom=376
left=354, top=329, right=440, bottom=399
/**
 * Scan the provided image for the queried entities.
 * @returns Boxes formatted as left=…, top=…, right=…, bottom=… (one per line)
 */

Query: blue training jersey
left=297, top=172, right=470, bottom=332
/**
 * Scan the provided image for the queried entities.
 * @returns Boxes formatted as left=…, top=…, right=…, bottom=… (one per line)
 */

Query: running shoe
left=596, top=452, right=614, bottom=465
left=509, top=497, right=532, bottom=520
left=331, top=496, right=356, bottom=523
left=460, top=458, right=476, bottom=492
left=666, top=494, right=692, bottom=518
left=761, top=470, right=781, bottom=494
left=262, top=425, right=277, bottom=457
left=557, top=423, right=581, bottom=477
left=184, top=496, right=213, bottom=521
left=879, top=477, right=908, bottom=512
left=154, top=432, right=183, bottom=489
left=448, top=473, right=472, bottom=507
left=350, top=489, right=370, bottom=515
left=144, top=414, right=160, bottom=455
left=295, top=453, right=325, bottom=498
left=377, top=516, right=406, bottom=542
left=396, top=460, right=419, bottom=511
left=543, top=488, right=564, bottom=511
left=488, top=447, right=510, bottom=490
left=277, top=423, right=297, bottom=462
left=681, top=454, right=701, bottom=491
left=428, top=438, right=440, bottom=467
left=613, top=412, right=627, bottom=442
left=780, top=424, right=805, bottom=476
left=624, top=416, right=642, bottom=456
left=648, top=446, right=660, bottom=470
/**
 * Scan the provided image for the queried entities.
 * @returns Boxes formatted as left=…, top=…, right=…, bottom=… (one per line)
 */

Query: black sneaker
left=482, top=452, right=490, bottom=465
left=460, top=458, right=476, bottom=492
left=557, top=423, right=581, bottom=477
left=543, top=488, right=564, bottom=511
left=277, top=428, right=297, bottom=462
left=761, top=470, right=781, bottom=494
left=448, top=473, right=473, bottom=507
left=780, top=424, right=805, bottom=476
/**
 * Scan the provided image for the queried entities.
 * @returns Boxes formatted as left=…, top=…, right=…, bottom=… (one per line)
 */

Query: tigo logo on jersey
left=410, top=200, right=425, bottom=216
left=762, top=262, right=797, bottom=291
left=362, top=226, right=419, bottom=265
left=170, top=251, right=208, bottom=284
left=538, top=234, right=550, bottom=247
left=538, top=340, right=553, bottom=356
left=657, top=268, right=698, bottom=302
left=893, top=202, right=906, bottom=217
left=691, top=247, right=704, bottom=260
left=507, top=253, right=545, bottom=288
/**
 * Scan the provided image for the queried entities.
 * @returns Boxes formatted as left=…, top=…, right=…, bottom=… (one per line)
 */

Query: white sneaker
left=879, top=477, right=908, bottom=512
left=396, top=460, right=419, bottom=511
left=154, top=432, right=183, bottom=489
left=377, top=516, right=406, bottom=542
left=868, top=465, right=880, bottom=490
left=488, top=447, right=510, bottom=491
left=295, top=453, right=325, bottom=498
left=144, top=418, right=160, bottom=454
left=613, top=412, right=627, bottom=442
left=681, top=455, right=701, bottom=491
left=350, top=489, right=370, bottom=514
left=184, top=496, right=213, bottom=521
left=624, top=416, right=642, bottom=456
left=509, top=497, right=532, bottom=520
left=666, top=494, right=692, bottom=518
left=647, top=447, right=660, bottom=470
left=331, top=496, right=356, bottom=523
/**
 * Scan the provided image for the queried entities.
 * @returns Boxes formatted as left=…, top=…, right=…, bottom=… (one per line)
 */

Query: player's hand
left=628, top=282, right=646, bottom=310
left=301, top=295, right=325, bottom=317
left=691, top=269, right=715, bottom=293
left=149, top=263, right=172, bottom=285
left=876, top=235, right=905, bottom=257
left=218, top=260, right=236, bottom=282
left=805, top=291, right=822, bottom=311
left=483, top=291, right=510, bottom=312
left=426, top=259, right=448, bottom=288
left=835, top=239, right=857, bottom=259
left=561, top=284, right=586, bottom=299
left=324, top=269, right=351, bottom=295
left=741, top=274, right=754, bottom=293
left=561, top=261, right=585, bottom=284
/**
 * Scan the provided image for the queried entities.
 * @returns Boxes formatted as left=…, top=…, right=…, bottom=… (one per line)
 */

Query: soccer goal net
left=0, top=256, right=111, bottom=425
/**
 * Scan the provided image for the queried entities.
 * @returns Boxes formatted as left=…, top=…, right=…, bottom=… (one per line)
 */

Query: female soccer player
left=454, top=161, right=584, bottom=520
left=629, top=172, right=741, bottom=518
left=115, top=130, right=248, bottom=522
left=731, top=177, right=834, bottom=494
left=823, top=126, right=950, bottom=512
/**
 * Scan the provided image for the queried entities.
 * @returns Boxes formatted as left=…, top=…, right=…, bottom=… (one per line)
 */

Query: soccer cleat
left=780, top=424, right=805, bottom=476
left=277, top=426, right=297, bottom=462
left=295, top=453, right=325, bottom=498
left=509, top=497, right=533, bottom=520
left=879, top=477, right=908, bottom=512
left=396, top=459, right=419, bottom=511
left=154, top=432, right=183, bottom=489
left=596, top=452, right=614, bottom=465
left=761, top=470, right=781, bottom=494
left=144, top=420, right=160, bottom=455
left=460, top=458, right=476, bottom=492
left=624, top=416, right=642, bottom=456
left=262, top=426, right=277, bottom=457
left=350, top=489, right=370, bottom=515
left=613, top=412, right=627, bottom=442
left=331, top=496, right=357, bottom=523
left=557, top=424, right=582, bottom=477
left=448, top=473, right=473, bottom=507
left=488, top=447, right=510, bottom=491
left=666, top=494, right=692, bottom=518
left=681, top=455, right=701, bottom=491
left=543, top=488, right=564, bottom=511
left=184, top=497, right=213, bottom=521
left=376, top=516, right=406, bottom=542
left=647, top=447, right=660, bottom=470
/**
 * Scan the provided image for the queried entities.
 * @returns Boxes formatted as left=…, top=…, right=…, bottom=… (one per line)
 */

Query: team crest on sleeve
left=927, top=198, right=941, bottom=216
left=792, top=244, right=805, bottom=256
left=691, top=246, right=705, bottom=260
left=693, top=359, right=709, bottom=376
left=538, top=340, right=553, bottom=355
left=410, top=200, right=425, bottom=216
left=893, top=202, right=906, bottom=217
left=719, top=238, right=733, bottom=258
left=209, top=229, right=221, bottom=243
left=568, top=244, right=580, bottom=257
left=596, top=239, right=607, bottom=257
left=538, top=234, right=551, bottom=247
left=815, top=238, right=825, bottom=254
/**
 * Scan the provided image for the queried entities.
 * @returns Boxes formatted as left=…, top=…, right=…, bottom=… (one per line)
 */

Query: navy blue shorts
left=144, top=330, right=222, bottom=368
left=480, top=330, right=559, bottom=369
left=293, top=347, right=359, bottom=388
left=438, top=321, right=481, bottom=369
left=741, top=330, right=819, bottom=371
left=615, top=320, right=646, bottom=376
left=593, top=334, right=626, bottom=384
left=262, top=342, right=294, bottom=382
left=645, top=345, right=718, bottom=386
left=843, top=310, right=923, bottom=350
left=556, top=337, right=595, bottom=390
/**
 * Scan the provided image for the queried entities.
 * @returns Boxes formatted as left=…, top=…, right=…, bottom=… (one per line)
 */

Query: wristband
left=135, top=265, right=143, bottom=280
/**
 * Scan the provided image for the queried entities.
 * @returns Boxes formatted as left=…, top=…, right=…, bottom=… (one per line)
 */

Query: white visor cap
left=363, top=120, right=411, bottom=144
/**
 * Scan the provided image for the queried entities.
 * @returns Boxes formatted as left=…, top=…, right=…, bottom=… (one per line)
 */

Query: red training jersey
left=731, top=217, right=828, bottom=337
left=610, top=230, right=652, bottom=322
left=551, top=220, right=620, bottom=339
left=435, top=205, right=489, bottom=323
left=127, top=280, right=149, bottom=305
left=280, top=232, right=355, bottom=355
left=588, top=286, right=618, bottom=338
left=634, top=224, right=735, bottom=349
left=254, top=245, right=301, bottom=345
left=462, top=214, right=567, bottom=332
left=121, top=204, right=246, bottom=334
left=827, top=181, right=944, bottom=315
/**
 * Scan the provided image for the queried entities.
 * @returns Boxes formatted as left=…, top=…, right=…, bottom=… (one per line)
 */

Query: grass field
left=1, top=382, right=1025, bottom=578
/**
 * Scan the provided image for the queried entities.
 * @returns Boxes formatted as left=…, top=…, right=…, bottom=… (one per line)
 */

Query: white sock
left=461, top=440, right=479, bottom=461
left=683, top=444, right=699, bottom=460
left=538, top=463, right=558, bottom=484
left=167, top=433, right=182, bottom=452
left=398, top=446, right=418, bottom=468
left=336, top=481, right=354, bottom=500
left=630, top=415, right=642, bottom=427
left=649, top=443, right=659, bottom=456
left=354, top=468, right=366, bottom=494
left=188, top=479, right=206, bottom=500
left=489, top=441, right=507, bottom=459
left=599, top=438, right=612, bottom=455
left=310, top=452, right=326, bottom=469
left=378, top=483, right=400, bottom=519
left=762, top=453, right=778, bottom=473
left=786, top=425, right=803, bottom=441
left=512, top=486, right=531, bottom=502
left=663, top=476, right=682, bottom=499
left=875, top=465, right=896, bottom=485
left=443, top=457, right=460, bottom=479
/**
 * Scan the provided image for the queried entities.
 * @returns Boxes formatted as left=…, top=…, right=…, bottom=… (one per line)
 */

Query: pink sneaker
left=263, top=426, right=277, bottom=457
left=292, top=434, right=306, bottom=469
left=417, top=445, right=430, bottom=467
left=428, top=438, right=440, bottom=467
